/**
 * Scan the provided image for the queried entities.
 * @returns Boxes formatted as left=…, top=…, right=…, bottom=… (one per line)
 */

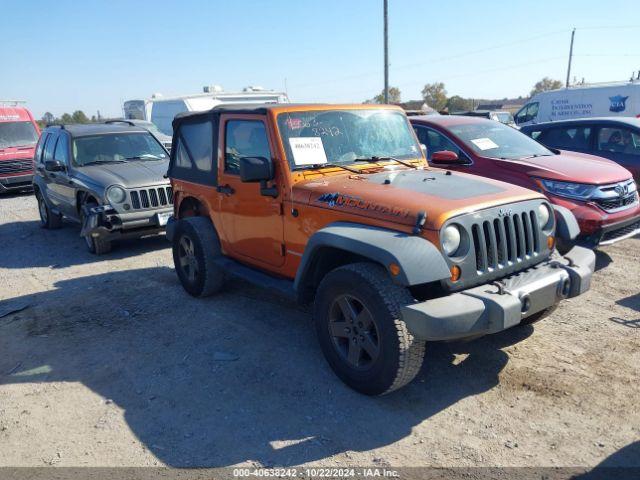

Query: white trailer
left=124, top=85, right=289, bottom=135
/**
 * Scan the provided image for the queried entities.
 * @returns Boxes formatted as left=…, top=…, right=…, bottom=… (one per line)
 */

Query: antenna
left=383, top=0, right=389, bottom=103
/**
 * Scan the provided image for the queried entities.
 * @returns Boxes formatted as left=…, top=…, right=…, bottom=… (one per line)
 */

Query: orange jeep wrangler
left=166, top=104, right=595, bottom=395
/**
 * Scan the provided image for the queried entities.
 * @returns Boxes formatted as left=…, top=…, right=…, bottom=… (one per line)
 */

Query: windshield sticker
left=285, top=117, right=303, bottom=130
left=470, top=137, right=499, bottom=151
left=289, top=137, right=328, bottom=166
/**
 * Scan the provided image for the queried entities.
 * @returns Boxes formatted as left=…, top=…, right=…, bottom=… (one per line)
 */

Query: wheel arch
left=294, top=222, right=451, bottom=304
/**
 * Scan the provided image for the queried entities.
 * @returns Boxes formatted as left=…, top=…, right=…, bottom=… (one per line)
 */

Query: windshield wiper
left=354, top=156, right=418, bottom=169
left=519, top=154, right=553, bottom=160
left=309, top=162, right=361, bottom=174
left=82, top=160, right=127, bottom=165
left=126, top=154, right=164, bottom=160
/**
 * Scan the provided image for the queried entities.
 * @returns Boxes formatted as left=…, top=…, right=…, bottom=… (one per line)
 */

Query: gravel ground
left=0, top=192, right=638, bottom=468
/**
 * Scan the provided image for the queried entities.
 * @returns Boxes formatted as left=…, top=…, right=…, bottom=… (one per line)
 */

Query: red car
left=410, top=115, right=640, bottom=249
left=0, top=103, right=40, bottom=193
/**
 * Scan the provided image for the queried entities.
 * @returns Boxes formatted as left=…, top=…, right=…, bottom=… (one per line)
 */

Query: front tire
left=81, top=201, right=112, bottom=255
left=36, top=191, right=63, bottom=229
left=172, top=217, right=225, bottom=297
left=313, top=262, right=425, bottom=395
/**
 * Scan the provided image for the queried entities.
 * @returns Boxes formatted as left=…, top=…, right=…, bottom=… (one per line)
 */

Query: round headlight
left=106, top=186, right=126, bottom=204
left=537, top=203, right=552, bottom=230
left=442, top=225, right=461, bottom=256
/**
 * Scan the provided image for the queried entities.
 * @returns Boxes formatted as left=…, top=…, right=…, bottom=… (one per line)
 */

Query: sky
left=2, top=0, right=639, bottom=119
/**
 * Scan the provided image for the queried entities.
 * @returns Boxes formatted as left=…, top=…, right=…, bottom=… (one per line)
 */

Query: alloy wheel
left=328, top=294, right=380, bottom=370
left=178, top=235, right=199, bottom=283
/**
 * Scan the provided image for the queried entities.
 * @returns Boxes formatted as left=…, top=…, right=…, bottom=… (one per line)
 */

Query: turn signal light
left=547, top=236, right=555, bottom=250
left=389, top=263, right=401, bottom=276
left=450, top=265, right=461, bottom=282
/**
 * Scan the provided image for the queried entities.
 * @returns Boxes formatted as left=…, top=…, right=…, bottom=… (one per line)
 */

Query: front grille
left=601, top=220, right=640, bottom=243
left=441, top=200, right=552, bottom=291
left=0, top=160, right=33, bottom=175
left=595, top=192, right=638, bottom=212
left=129, top=186, right=173, bottom=210
left=471, top=210, right=541, bottom=273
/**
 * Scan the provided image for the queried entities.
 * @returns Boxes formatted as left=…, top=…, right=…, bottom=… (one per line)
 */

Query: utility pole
left=383, top=0, right=389, bottom=103
left=566, top=28, right=576, bottom=88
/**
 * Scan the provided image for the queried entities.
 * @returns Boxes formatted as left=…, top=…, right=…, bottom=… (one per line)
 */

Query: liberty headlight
left=106, top=185, right=126, bottom=204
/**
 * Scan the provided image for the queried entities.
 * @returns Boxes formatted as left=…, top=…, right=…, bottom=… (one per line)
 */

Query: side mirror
left=45, top=160, right=65, bottom=172
left=239, top=156, right=278, bottom=198
left=239, top=156, right=273, bottom=183
left=430, top=150, right=462, bottom=164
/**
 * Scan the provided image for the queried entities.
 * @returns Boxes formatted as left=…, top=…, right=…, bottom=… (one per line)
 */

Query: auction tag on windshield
left=289, top=137, right=328, bottom=166
left=470, top=137, right=499, bottom=150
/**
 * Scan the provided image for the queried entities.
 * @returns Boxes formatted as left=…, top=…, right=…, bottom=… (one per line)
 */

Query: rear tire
left=82, top=201, right=112, bottom=255
left=172, top=217, right=225, bottom=297
left=36, top=191, right=63, bottom=229
left=313, top=262, right=425, bottom=395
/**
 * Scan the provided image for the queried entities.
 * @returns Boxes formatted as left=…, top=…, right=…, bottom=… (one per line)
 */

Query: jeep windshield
left=449, top=121, right=554, bottom=160
left=277, top=109, right=422, bottom=170
left=73, top=133, right=167, bottom=166
left=0, top=121, right=39, bottom=148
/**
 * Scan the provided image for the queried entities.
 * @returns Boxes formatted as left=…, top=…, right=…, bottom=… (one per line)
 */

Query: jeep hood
left=295, top=167, right=544, bottom=230
left=75, top=160, right=169, bottom=189
left=486, top=151, right=631, bottom=185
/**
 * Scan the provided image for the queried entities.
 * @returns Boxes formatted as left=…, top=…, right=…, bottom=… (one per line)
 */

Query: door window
left=538, top=126, right=592, bottom=150
left=43, top=132, right=58, bottom=162
left=53, top=133, right=70, bottom=165
left=597, top=127, right=640, bottom=156
left=35, top=133, right=49, bottom=165
left=224, top=120, right=270, bottom=175
left=415, top=127, right=462, bottom=160
left=515, top=102, right=539, bottom=124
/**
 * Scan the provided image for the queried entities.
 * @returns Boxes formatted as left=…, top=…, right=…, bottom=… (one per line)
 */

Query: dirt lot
left=0, top=192, right=638, bottom=469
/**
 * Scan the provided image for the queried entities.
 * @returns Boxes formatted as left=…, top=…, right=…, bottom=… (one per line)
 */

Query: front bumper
left=401, top=246, right=595, bottom=341
left=80, top=204, right=172, bottom=241
left=586, top=214, right=640, bottom=246
left=0, top=174, right=33, bottom=192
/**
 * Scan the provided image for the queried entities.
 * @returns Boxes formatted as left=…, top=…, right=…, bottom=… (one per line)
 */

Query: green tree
left=71, top=110, right=90, bottom=124
left=421, top=82, right=448, bottom=111
left=41, top=112, right=55, bottom=125
left=368, top=87, right=402, bottom=104
left=446, top=95, right=473, bottom=112
left=530, top=77, right=563, bottom=97
left=60, top=113, right=73, bottom=124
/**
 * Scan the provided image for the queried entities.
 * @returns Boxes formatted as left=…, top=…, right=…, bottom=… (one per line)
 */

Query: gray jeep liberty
left=33, top=123, right=173, bottom=254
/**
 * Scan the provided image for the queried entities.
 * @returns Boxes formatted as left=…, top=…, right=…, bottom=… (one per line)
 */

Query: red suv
left=410, top=115, right=640, bottom=249
left=0, top=103, right=40, bottom=193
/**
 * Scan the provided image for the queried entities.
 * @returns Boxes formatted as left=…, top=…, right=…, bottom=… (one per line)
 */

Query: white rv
left=515, top=78, right=640, bottom=127
left=123, top=85, right=289, bottom=135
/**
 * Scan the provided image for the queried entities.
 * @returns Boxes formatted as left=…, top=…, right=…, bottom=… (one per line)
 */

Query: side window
left=597, top=127, right=640, bottom=156
left=53, top=133, right=70, bottom=165
left=150, top=100, right=188, bottom=136
left=539, top=126, right=592, bottom=150
left=419, top=128, right=462, bottom=160
left=43, top=132, right=58, bottom=162
left=516, top=102, right=539, bottom=124
left=168, top=119, right=216, bottom=185
left=35, top=133, right=49, bottom=165
left=225, top=120, right=270, bottom=175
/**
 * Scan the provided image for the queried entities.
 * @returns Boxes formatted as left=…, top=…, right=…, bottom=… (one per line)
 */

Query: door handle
left=216, top=184, right=235, bottom=195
